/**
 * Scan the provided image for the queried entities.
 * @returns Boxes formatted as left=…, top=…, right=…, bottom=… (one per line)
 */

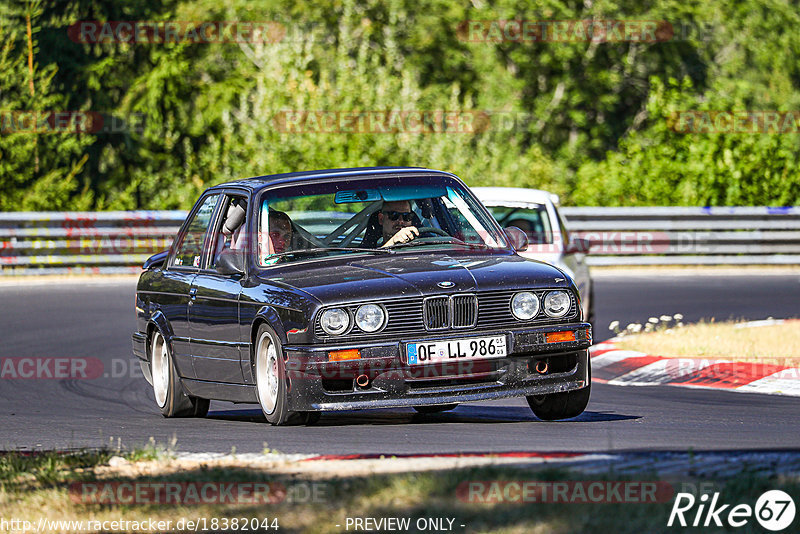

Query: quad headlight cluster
left=320, top=304, right=386, bottom=335
left=511, top=290, right=571, bottom=320
left=320, top=289, right=571, bottom=336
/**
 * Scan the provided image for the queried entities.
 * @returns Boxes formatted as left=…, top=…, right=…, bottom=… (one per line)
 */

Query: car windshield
left=258, top=175, right=508, bottom=265
left=484, top=204, right=554, bottom=245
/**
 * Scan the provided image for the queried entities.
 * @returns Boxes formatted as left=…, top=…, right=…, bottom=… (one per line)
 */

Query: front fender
left=242, top=306, right=288, bottom=384
left=253, top=306, right=288, bottom=345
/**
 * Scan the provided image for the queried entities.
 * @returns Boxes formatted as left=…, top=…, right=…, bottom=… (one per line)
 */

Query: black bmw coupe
left=132, top=167, right=592, bottom=425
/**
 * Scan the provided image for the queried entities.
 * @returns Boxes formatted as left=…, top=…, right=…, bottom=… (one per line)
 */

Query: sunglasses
left=383, top=210, right=414, bottom=222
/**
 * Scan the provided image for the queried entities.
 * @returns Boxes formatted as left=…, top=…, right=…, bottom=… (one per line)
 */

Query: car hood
left=256, top=250, right=572, bottom=305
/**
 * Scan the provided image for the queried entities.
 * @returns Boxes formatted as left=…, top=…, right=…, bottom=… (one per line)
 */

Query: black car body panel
left=133, top=167, right=592, bottom=418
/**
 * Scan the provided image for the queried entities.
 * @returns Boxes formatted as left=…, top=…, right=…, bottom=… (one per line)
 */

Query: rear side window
left=173, top=194, right=219, bottom=268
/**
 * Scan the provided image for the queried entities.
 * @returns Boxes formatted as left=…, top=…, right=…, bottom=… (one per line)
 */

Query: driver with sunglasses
left=379, top=200, right=419, bottom=247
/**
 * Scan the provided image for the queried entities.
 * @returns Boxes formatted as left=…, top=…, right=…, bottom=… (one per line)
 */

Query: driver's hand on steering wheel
left=382, top=226, right=419, bottom=247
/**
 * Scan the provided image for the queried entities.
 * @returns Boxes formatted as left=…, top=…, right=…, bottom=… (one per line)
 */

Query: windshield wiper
left=270, top=247, right=394, bottom=258
left=389, top=238, right=491, bottom=250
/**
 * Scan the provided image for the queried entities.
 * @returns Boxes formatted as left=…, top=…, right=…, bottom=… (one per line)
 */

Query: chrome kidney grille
left=423, top=294, right=478, bottom=330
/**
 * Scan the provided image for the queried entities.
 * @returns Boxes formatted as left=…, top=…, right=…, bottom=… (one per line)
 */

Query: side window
left=172, top=194, right=219, bottom=268
left=209, top=195, right=248, bottom=270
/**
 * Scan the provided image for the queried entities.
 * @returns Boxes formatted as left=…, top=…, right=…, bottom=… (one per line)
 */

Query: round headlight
left=320, top=308, right=350, bottom=335
left=511, top=291, right=540, bottom=320
left=355, top=304, right=386, bottom=333
left=544, top=291, right=571, bottom=318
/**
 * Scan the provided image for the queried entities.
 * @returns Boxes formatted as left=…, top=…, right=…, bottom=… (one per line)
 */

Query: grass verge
left=614, top=319, right=800, bottom=364
left=1, top=449, right=799, bottom=533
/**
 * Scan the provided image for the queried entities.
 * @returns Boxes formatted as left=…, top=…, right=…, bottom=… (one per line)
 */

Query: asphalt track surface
left=1, top=271, right=799, bottom=455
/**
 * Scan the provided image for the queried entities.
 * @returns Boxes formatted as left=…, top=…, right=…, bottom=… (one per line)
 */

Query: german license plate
left=406, top=336, right=507, bottom=365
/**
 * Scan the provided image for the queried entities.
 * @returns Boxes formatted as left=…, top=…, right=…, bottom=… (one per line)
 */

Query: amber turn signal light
left=545, top=331, right=576, bottom=343
left=328, top=349, right=361, bottom=361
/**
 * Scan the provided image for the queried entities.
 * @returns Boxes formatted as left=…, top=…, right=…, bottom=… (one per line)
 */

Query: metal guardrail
left=560, top=206, right=800, bottom=266
left=0, top=211, right=185, bottom=275
left=0, top=207, right=798, bottom=274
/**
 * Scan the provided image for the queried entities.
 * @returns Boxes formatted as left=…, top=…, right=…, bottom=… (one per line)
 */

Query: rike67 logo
left=668, top=490, right=795, bottom=531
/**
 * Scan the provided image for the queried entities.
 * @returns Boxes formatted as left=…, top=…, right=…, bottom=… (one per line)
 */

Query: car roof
left=207, top=167, right=456, bottom=193
left=472, top=187, right=556, bottom=206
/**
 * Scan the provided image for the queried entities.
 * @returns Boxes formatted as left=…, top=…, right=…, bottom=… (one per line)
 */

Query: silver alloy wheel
left=256, top=331, right=279, bottom=415
left=151, top=332, right=169, bottom=408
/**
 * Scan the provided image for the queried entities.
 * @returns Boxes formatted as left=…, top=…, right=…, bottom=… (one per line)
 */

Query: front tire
left=254, top=324, right=293, bottom=425
left=150, top=330, right=209, bottom=418
left=526, top=382, right=590, bottom=421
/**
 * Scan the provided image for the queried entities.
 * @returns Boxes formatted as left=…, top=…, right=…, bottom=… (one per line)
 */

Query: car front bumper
left=282, top=322, right=592, bottom=411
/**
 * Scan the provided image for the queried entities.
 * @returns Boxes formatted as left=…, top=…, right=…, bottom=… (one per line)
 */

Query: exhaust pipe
left=534, top=359, right=549, bottom=375
left=356, top=374, right=370, bottom=388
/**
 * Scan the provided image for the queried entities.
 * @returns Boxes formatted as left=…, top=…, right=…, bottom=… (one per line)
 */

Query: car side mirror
left=216, top=249, right=246, bottom=276
left=504, top=226, right=529, bottom=252
left=565, top=237, right=591, bottom=255
left=143, top=250, right=169, bottom=270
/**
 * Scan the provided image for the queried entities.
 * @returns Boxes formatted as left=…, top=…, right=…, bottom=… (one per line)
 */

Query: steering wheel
left=415, top=226, right=450, bottom=237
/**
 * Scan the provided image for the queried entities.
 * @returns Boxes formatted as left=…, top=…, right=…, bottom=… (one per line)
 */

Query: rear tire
left=413, top=403, right=459, bottom=414
left=150, top=330, right=208, bottom=418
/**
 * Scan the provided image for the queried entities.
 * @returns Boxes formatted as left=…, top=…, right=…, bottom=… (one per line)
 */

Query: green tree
left=3, top=0, right=800, bottom=210
left=0, top=0, right=92, bottom=211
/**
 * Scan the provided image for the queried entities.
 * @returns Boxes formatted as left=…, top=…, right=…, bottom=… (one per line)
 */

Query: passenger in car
left=268, top=210, right=293, bottom=254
